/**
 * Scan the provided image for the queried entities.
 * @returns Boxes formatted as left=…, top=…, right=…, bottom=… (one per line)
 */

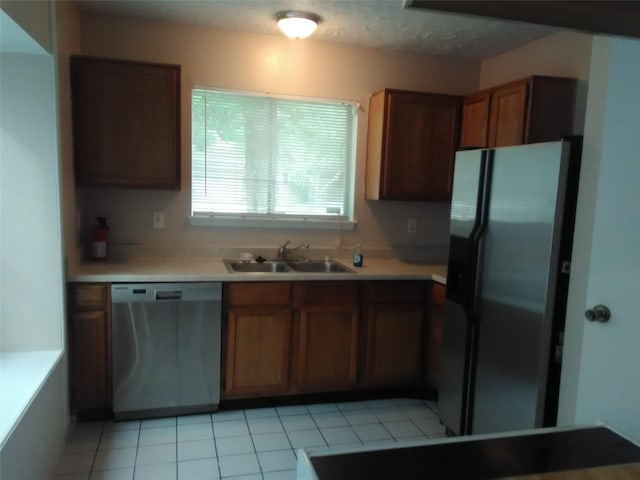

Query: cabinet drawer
left=73, top=284, right=107, bottom=310
left=294, top=281, right=358, bottom=306
left=227, top=282, right=292, bottom=306
left=365, top=281, right=425, bottom=303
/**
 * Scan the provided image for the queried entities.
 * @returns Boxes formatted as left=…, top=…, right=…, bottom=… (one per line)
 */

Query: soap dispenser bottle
left=353, top=243, right=363, bottom=267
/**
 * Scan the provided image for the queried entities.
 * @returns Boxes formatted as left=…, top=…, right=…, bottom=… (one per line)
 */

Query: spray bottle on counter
left=353, top=243, right=363, bottom=267
left=91, top=217, right=109, bottom=260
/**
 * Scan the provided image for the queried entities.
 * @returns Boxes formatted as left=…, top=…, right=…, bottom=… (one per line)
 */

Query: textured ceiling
left=76, top=0, right=558, bottom=59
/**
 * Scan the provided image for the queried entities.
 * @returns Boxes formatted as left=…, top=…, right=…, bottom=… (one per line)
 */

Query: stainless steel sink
left=223, top=259, right=354, bottom=274
left=289, top=260, right=354, bottom=273
left=223, top=259, right=290, bottom=273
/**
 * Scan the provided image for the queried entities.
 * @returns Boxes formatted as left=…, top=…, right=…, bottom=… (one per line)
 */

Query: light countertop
left=67, top=256, right=447, bottom=284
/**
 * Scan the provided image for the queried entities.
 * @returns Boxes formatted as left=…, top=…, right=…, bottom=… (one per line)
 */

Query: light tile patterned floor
left=53, top=398, right=445, bottom=480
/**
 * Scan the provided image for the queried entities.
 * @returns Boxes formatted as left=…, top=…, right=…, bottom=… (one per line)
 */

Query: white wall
left=0, top=3, right=69, bottom=477
left=557, top=36, right=640, bottom=441
left=0, top=36, right=64, bottom=354
left=0, top=0, right=51, bottom=53
left=66, top=12, right=481, bottom=262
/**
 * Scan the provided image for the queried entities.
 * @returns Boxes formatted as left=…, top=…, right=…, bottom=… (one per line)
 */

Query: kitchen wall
left=64, top=15, right=594, bottom=264
left=67, top=11, right=481, bottom=263
left=0, top=50, right=64, bottom=351
left=0, top=2, right=68, bottom=476
left=558, top=35, right=640, bottom=442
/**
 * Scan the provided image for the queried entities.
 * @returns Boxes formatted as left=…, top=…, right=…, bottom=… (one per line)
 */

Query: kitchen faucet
left=277, top=240, right=309, bottom=260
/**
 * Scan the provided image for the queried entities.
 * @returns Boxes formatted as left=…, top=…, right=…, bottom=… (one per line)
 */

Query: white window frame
left=189, top=87, right=358, bottom=230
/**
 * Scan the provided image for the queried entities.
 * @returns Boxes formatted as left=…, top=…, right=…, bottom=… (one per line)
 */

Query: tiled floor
left=53, top=398, right=446, bottom=480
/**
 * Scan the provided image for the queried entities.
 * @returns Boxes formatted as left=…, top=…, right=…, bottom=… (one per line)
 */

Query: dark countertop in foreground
left=298, top=426, right=640, bottom=480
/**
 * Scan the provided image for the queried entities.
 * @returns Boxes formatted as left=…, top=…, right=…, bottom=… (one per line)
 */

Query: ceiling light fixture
left=275, top=10, right=321, bottom=39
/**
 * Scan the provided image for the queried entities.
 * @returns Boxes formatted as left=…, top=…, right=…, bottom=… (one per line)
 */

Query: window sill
left=190, top=215, right=357, bottom=231
left=0, top=350, right=63, bottom=445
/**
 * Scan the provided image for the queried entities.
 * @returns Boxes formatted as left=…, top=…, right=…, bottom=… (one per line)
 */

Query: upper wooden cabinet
left=365, top=89, right=462, bottom=202
left=459, top=76, right=577, bottom=149
left=70, top=56, right=181, bottom=189
left=459, top=92, right=491, bottom=149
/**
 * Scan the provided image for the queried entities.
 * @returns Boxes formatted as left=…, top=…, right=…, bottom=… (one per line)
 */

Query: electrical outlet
left=153, top=211, right=165, bottom=229
left=407, top=218, right=418, bottom=234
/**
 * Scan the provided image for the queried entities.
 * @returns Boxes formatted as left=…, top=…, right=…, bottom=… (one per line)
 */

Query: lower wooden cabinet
left=225, top=279, right=444, bottom=400
left=224, top=281, right=360, bottom=398
left=365, top=304, right=424, bottom=385
left=296, top=282, right=360, bottom=392
left=69, top=279, right=444, bottom=410
left=362, top=281, right=426, bottom=387
left=224, top=283, right=293, bottom=398
left=68, top=283, right=111, bottom=412
left=225, top=306, right=292, bottom=396
left=298, top=305, right=359, bottom=391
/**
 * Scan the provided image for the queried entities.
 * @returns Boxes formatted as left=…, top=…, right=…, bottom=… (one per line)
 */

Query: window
left=191, top=88, right=357, bottom=228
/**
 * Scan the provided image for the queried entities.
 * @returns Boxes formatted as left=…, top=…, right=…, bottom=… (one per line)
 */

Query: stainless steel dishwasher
left=111, top=282, right=222, bottom=420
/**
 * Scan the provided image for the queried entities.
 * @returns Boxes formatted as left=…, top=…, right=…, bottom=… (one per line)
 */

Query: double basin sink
left=223, top=258, right=355, bottom=274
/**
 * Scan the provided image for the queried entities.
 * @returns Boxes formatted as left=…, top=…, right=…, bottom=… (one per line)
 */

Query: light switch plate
left=408, top=218, right=417, bottom=234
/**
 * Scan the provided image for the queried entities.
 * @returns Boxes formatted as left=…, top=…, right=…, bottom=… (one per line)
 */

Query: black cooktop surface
left=310, top=427, right=640, bottom=480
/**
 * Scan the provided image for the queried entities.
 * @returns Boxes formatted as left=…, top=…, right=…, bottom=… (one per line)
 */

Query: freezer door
left=439, top=149, right=486, bottom=435
left=449, top=149, right=486, bottom=240
left=472, top=141, right=570, bottom=434
left=447, top=149, right=486, bottom=308
left=439, top=297, right=473, bottom=435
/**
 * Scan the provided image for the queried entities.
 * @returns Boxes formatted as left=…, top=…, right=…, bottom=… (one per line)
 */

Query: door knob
left=585, top=304, right=611, bottom=323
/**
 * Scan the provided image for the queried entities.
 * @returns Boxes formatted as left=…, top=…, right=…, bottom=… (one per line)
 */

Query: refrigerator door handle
left=465, top=151, right=492, bottom=315
left=469, top=150, right=494, bottom=307
left=475, top=150, right=493, bottom=242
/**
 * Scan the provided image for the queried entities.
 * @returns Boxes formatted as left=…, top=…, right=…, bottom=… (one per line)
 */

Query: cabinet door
left=487, top=80, right=529, bottom=148
left=383, top=92, right=460, bottom=201
left=225, top=306, right=292, bottom=397
left=71, top=56, right=181, bottom=189
left=366, top=90, right=461, bottom=201
left=71, top=310, right=111, bottom=411
left=298, top=306, right=359, bottom=391
left=424, top=282, right=446, bottom=392
left=459, top=92, right=491, bottom=149
left=365, top=304, right=424, bottom=385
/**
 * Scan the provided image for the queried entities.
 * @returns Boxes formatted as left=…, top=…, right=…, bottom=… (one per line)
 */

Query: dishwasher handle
left=155, top=290, right=182, bottom=301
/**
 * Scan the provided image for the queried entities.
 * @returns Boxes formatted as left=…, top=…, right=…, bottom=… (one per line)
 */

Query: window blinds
left=191, top=89, right=356, bottom=220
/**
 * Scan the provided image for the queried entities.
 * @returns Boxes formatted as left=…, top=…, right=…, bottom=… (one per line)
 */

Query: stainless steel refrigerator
left=439, top=138, right=582, bottom=436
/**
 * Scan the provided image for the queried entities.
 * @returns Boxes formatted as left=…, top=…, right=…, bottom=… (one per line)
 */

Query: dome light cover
left=276, top=11, right=321, bottom=39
